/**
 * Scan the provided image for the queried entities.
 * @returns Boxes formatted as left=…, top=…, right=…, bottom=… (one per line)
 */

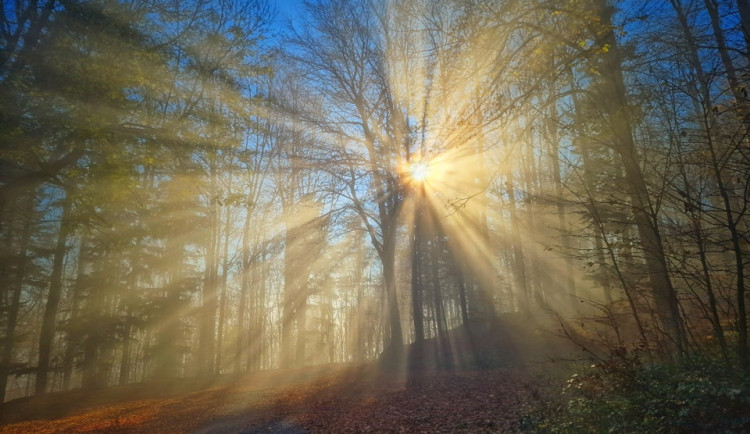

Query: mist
left=1, top=0, right=749, bottom=431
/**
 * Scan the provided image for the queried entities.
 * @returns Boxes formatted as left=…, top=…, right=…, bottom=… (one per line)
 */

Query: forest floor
left=0, top=363, right=543, bottom=433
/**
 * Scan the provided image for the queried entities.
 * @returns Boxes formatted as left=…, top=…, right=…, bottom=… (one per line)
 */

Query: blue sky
left=272, top=0, right=305, bottom=29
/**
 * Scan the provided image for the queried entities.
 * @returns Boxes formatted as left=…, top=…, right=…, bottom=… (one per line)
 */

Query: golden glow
left=409, top=162, right=430, bottom=183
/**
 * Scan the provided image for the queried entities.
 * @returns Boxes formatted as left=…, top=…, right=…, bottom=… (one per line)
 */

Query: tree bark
left=0, top=193, right=35, bottom=401
left=734, top=0, right=750, bottom=65
left=198, top=163, right=219, bottom=376
left=670, top=0, right=733, bottom=367
left=382, top=220, right=404, bottom=351
left=411, top=187, right=425, bottom=346
left=506, top=179, right=530, bottom=312
left=704, top=0, right=746, bottom=104
left=63, top=234, right=87, bottom=391
left=36, top=192, right=73, bottom=395
left=595, top=0, right=685, bottom=359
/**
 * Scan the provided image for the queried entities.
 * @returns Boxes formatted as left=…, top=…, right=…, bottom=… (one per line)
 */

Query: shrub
left=521, top=350, right=750, bottom=433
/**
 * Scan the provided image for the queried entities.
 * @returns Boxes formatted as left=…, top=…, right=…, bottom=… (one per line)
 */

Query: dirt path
left=196, top=416, right=304, bottom=434
left=1, top=365, right=537, bottom=433
left=194, top=368, right=536, bottom=433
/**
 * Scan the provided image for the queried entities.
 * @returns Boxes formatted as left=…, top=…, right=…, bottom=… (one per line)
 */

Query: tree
left=287, top=0, right=410, bottom=355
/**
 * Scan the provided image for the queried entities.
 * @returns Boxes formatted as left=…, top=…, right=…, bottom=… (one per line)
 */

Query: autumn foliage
left=1, top=364, right=537, bottom=433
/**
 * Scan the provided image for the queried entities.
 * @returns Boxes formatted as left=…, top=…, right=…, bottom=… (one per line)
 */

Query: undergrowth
left=520, top=349, right=750, bottom=433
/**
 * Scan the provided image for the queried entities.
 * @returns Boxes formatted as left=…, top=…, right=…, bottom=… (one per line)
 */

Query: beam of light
left=409, top=162, right=429, bottom=183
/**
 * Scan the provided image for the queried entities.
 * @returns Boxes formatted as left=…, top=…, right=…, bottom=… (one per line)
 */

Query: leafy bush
left=521, top=350, right=750, bottom=433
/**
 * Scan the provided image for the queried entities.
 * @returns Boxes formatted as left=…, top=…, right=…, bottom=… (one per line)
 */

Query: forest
left=1, top=0, right=749, bottom=432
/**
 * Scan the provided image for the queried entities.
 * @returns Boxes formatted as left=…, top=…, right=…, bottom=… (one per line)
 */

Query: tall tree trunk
left=409, top=189, right=425, bottom=374
left=119, top=308, right=132, bottom=386
left=670, top=0, right=733, bottom=367
left=198, top=166, right=219, bottom=376
left=547, top=84, right=577, bottom=306
left=216, top=198, right=232, bottom=375
left=155, top=229, right=185, bottom=379
left=430, top=233, right=451, bottom=369
left=595, top=0, right=685, bottom=359
left=382, top=220, right=404, bottom=351
left=456, top=267, right=470, bottom=325
left=699, top=0, right=750, bottom=371
left=295, top=299, right=307, bottom=366
left=522, top=138, right=546, bottom=307
left=705, top=132, right=748, bottom=369
left=354, top=262, right=366, bottom=363
left=236, top=201, right=253, bottom=374
left=355, top=101, right=404, bottom=354
left=249, top=258, right=267, bottom=370
left=81, top=333, right=99, bottom=390
left=0, top=193, right=35, bottom=401
left=694, top=211, right=730, bottom=363
left=506, top=179, right=530, bottom=312
left=236, top=147, right=268, bottom=372
left=567, top=67, right=613, bottom=303
left=411, top=188, right=425, bottom=346
left=281, top=200, right=296, bottom=369
left=735, top=0, right=750, bottom=63
left=82, top=252, right=112, bottom=391
left=63, top=234, right=88, bottom=391
left=36, top=192, right=72, bottom=395
left=705, top=0, right=746, bottom=104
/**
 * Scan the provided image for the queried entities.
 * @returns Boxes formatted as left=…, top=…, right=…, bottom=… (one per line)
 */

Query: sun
left=409, top=162, right=430, bottom=183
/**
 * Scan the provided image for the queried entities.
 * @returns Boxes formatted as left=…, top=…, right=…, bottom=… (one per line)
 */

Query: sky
left=272, top=0, right=305, bottom=30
